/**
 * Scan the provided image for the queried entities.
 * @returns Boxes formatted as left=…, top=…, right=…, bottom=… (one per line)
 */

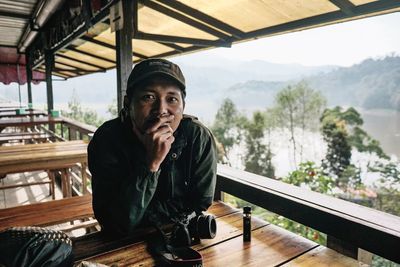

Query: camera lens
left=197, top=215, right=217, bottom=239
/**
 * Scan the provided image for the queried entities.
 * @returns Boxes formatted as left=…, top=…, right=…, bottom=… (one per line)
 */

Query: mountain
left=1, top=54, right=398, bottom=121
left=223, top=55, right=400, bottom=114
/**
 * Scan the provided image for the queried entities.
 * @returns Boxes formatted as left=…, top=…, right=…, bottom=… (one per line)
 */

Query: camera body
left=171, top=212, right=217, bottom=247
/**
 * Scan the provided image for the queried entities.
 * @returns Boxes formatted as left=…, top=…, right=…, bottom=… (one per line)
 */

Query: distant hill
left=224, top=55, right=400, bottom=113
left=1, top=55, right=398, bottom=121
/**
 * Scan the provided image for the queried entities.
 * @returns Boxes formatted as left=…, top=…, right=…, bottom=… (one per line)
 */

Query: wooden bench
left=0, top=194, right=94, bottom=232
left=0, top=133, right=52, bottom=144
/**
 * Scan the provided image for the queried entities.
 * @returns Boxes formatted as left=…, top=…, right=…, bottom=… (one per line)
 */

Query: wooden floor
left=0, top=171, right=62, bottom=209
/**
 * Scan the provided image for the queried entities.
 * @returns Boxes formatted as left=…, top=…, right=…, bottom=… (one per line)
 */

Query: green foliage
left=211, top=98, right=242, bottom=163
left=369, top=161, right=400, bottom=216
left=282, top=161, right=334, bottom=194
left=243, top=111, right=275, bottom=178
left=107, top=98, right=118, bottom=118
left=62, top=89, right=104, bottom=127
left=320, top=106, right=388, bottom=186
left=320, top=117, right=352, bottom=179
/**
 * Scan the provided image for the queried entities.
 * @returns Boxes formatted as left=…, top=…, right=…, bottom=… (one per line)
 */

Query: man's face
left=128, top=79, right=184, bottom=135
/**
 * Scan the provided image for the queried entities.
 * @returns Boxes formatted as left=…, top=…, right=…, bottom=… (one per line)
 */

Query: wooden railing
left=214, top=164, right=400, bottom=264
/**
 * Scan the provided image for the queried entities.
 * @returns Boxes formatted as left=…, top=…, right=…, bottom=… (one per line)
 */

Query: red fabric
left=0, top=64, right=45, bottom=85
left=0, top=47, right=45, bottom=85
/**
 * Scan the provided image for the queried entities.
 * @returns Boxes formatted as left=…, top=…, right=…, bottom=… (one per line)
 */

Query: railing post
left=213, top=177, right=224, bottom=202
left=327, top=235, right=373, bottom=265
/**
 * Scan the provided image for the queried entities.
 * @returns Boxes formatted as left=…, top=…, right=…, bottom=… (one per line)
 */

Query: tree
left=273, top=81, right=326, bottom=165
left=320, top=106, right=388, bottom=188
left=243, top=111, right=275, bottom=178
left=107, top=98, right=118, bottom=118
left=211, top=98, right=242, bottom=164
left=63, top=89, right=104, bottom=127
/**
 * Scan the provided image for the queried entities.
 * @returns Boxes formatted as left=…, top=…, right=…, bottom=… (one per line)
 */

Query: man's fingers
left=145, top=115, right=174, bottom=133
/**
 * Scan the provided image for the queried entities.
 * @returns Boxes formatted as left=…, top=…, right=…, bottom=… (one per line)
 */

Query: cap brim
left=127, top=70, right=185, bottom=91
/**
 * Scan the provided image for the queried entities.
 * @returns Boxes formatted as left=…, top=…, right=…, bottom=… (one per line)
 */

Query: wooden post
left=25, top=50, right=33, bottom=106
left=45, top=50, right=54, bottom=115
left=115, top=0, right=134, bottom=112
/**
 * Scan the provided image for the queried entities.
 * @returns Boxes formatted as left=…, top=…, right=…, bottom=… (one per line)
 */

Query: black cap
left=126, top=58, right=186, bottom=97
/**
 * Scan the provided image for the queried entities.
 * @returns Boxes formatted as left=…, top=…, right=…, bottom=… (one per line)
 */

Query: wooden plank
left=0, top=116, right=63, bottom=129
left=200, top=224, right=317, bottom=267
left=0, top=195, right=93, bottom=231
left=0, top=194, right=92, bottom=218
left=0, top=140, right=86, bottom=153
left=282, top=246, right=360, bottom=267
left=0, top=133, right=52, bottom=143
left=0, top=110, right=47, bottom=118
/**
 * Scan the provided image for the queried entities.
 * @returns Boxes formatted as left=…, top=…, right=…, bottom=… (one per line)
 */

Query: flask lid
left=243, top=206, right=252, bottom=213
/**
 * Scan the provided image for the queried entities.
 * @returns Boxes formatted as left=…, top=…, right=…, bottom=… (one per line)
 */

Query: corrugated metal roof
left=0, top=0, right=37, bottom=47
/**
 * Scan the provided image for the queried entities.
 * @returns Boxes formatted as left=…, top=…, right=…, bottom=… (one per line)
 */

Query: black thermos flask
left=243, top=206, right=251, bottom=242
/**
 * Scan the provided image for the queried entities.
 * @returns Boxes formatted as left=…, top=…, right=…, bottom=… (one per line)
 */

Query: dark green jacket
left=88, top=115, right=217, bottom=235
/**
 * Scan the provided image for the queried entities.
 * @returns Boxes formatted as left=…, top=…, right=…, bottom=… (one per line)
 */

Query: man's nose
left=153, top=99, right=168, bottom=115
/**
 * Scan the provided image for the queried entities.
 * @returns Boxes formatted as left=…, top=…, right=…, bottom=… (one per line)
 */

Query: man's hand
left=133, top=115, right=175, bottom=172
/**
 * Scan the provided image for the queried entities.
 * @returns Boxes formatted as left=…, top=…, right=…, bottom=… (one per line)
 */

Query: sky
left=175, top=12, right=400, bottom=67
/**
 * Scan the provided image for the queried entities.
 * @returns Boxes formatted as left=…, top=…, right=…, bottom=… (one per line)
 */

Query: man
left=88, top=58, right=217, bottom=235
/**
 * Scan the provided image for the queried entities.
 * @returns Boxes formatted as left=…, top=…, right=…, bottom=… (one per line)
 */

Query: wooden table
left=0, top=116, right=63, bottom=132
left=0, top=195, right=93, bottom=232
left=0, top=110, right=47, bottom=118
left=0, top=140, right=88, bottom=197
left=73, top=202, right=360, bottom=266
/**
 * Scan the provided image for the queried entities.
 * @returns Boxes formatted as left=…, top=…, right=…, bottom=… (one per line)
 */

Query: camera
left=170, top=212, right=217, bottom=247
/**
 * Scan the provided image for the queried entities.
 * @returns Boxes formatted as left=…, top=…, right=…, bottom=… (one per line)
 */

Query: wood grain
left=0, top=195, right=93, bottom=231
left=200, top=224, right=317, bottom=267
left=282, top=246, right=360, bottom=267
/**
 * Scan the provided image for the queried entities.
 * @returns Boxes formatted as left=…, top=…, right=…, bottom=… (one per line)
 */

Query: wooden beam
left=135, top=32, right=231, bottom=47
left=49, top=0, right=116, bottom=53
left=116, top=0, right=134, bottom=112
left=80, top=35, right=147, bottom=59
left=158, top=42, right=184, bottom=52
left=68, top=46, right=116, bottom=64
left=55, top=53, right=106, bottom=71
left=140, top=0, right=231, bottom=42
left=245, top=0, right=400, bottom=40
left=54, top=61, right=105, bottom=73
left=329, top=0, right=355, bottom=16
left=158, top=0, right=244, bottom=39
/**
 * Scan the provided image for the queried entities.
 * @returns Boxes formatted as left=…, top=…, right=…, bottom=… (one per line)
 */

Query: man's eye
left=141, top=95, right=155, bottom=101
left=167, top=97, right=179, bottom=103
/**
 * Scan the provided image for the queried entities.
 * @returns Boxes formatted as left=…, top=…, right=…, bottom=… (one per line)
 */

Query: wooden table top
left=0, top=140, right=88, bottom=174
left=75, top=201, right=360, bottom=267
left=0, top=194, right=93, bottom=231
left=0, top=110, right=47, bottom=118
left=0, top=116, right=63, bottom=129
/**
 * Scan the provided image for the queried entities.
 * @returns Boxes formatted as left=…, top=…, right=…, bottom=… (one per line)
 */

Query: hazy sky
left=176, top=12, right=400, bottom=67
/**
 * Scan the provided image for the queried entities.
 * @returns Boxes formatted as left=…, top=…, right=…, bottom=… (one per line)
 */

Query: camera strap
left=149, top=225, right=203, bottom=267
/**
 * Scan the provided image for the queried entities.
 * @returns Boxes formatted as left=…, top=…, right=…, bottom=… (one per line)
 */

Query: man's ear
left=123, top=95, right=130, bottom=110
